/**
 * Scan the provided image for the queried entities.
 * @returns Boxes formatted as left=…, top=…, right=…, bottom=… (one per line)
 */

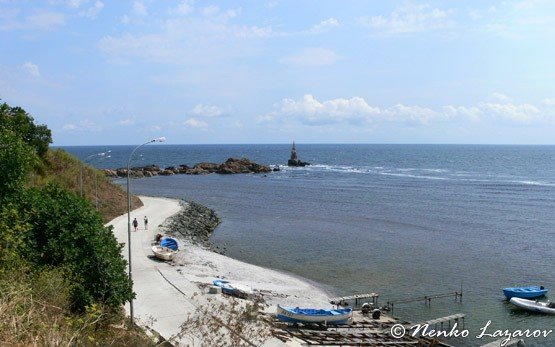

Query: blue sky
left=1, top=0, right=554, bottom=145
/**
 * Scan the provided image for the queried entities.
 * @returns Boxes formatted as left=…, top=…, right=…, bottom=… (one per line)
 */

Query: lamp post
left=126, top=137, right=165, bottom=326
left=80, top=150, right=111, bottom=198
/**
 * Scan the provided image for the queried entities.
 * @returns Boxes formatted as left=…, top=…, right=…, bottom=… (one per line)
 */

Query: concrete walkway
left=107, top=196, right=194, bottom=343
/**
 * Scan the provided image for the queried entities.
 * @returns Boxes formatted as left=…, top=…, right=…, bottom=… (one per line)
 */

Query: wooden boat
left=510, top=297, right=555, bottom=315
left=276, top=304, right=352, bottom=325
left=503, top=286, right=548, bottom=300
left=151, top=245, right=176, bottom=261
left=212, top=279, right=253, bottom=299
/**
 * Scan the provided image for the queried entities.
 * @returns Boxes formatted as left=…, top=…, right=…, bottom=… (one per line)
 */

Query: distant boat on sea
left=503, top=286, right=548, bottom=300
left=276, top=305, right=352, bottom=325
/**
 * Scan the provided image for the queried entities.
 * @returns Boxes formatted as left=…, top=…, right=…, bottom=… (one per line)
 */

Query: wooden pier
left=271, top=311, right=456, bottom=346
left=330, top=293, right=380, bottom=306
left=385, top=291, right=463, bottom=312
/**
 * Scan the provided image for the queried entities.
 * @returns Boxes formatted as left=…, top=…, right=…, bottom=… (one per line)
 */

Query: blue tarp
left=161, top=237, right=178, bottom=251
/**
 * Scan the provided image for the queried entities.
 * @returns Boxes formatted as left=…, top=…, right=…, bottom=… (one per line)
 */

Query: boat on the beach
left=160, top=237, right=178, bottom=251
left=151, top=245, right=177, bottom=261
left=503, top=286, right=548, bottom=300
left=510, top=297, right=555, bottom=315
left=276, top=305, right=352, bottom=325
left=212, top=279, right=253, bottom=299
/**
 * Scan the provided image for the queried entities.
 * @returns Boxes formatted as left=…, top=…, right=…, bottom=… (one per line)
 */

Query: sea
left=64, top=144, right=555, bottom=346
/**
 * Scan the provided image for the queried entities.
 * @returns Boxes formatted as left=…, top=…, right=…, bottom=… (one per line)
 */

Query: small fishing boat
left=510, top=297, right=555, bottom=315
left=503, top=286, right=548, bottom=300
left=212, top=279, right=253, bottom=299
left=151, top=245, right=177, bottom=261
left=276, top=305, right=352, bottom=325
left=160, top=237, right=178, bottom=251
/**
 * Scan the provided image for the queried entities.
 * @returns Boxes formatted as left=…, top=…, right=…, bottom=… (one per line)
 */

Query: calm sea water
left=64, top=144, right=555, bottom=346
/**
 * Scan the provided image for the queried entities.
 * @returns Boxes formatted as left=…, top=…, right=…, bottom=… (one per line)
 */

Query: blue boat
left=212, top=279, right=252, bottom=298
left=503, top=286, right=548, bottom=300
left=160, top=237, right=178, bottom=251
left=276, top=305, right=352, bottom=325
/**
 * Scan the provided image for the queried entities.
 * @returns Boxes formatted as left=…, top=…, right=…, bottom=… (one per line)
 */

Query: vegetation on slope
left=0, top=100, right=152, bottom=345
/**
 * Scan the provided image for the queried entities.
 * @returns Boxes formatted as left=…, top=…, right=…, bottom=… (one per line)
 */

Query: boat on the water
left=151, top=245, right=177, bottom=261
left=212, top=279, right=253, bottom=299
left=510, top=297, right=555, bottom=315
left=276, top=304, right=352, bottom=325
left=503, top=286, right=548, bottom=300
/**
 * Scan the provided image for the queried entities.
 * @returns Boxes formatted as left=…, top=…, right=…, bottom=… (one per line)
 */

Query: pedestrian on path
left=144, top=216, right=148, bottom=230
left=132, top=218, right=138, bottom=231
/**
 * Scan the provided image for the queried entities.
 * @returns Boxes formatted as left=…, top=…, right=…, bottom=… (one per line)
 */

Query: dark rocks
left=106, top=157, right=272, bottom=178
left=287, top=141, right=310, bottom=167
left=163, top=201, right=221, bottom=247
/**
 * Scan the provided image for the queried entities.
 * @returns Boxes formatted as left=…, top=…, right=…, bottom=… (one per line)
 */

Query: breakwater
left=162, top=201, right=221, bottom=249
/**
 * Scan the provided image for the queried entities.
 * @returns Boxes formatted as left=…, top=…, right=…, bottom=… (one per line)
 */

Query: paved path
left=107, top=196, right=195, bottom=343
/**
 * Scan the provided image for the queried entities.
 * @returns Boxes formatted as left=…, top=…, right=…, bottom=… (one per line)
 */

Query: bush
left=16, top=185, right=134, bottom=311
left=0, top=128, right=36, bottom=197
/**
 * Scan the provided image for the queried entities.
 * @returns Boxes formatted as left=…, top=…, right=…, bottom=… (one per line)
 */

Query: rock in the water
left=162, top=201, right=221, bottom=247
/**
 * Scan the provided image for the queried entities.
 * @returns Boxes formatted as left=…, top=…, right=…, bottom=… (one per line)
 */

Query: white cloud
left=281, top=47, right=339, bottom=67
left=191, top=104, right=225, bottom=117
left=183, top=117, right=208, bottom=128
left=357, top=3, right=454, bottom=36
left=479, top=102, right=541, bottom=123
left=62, top=120, right=101, bottom=132
left=79, top=1, right=104, bottom=19
left=234, top=120, right=243, bottom=128
left=121, top=14, right=130, bottom=24
left=133, top=1, right=148, bottom=17
left=262, top=94, right=555, bottom=127
left=2, top=10, right=67, bottom=31
left=175, top=0, right=194, bottom=15
left=270, top=94, right=380, bottom=125
left=68, top=0, right=88, bottom=8
left=382, top=104, right=440, bottom=124
left=117, top=118, right=135, bottom=126
left=309, top=18, right=340, bottom=33
left=442, top=105, right=482, bottom=119
left=491, top=92, right=512, bottom=102
left=267, top=1, right=279, bottom=9
left=21, top=62, right=40, bottom=77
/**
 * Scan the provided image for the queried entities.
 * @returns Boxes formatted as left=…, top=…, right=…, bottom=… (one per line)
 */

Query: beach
left=106, top=195, right=331, bottom=346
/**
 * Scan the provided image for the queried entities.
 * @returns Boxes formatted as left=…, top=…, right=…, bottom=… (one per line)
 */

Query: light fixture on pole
left=80, top=150, right=111, bottom=198
left=126, top=137, right=165, bottom=326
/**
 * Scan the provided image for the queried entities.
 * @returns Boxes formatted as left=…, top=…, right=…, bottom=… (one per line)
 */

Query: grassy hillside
left=30, top=148, right=143, bottom=222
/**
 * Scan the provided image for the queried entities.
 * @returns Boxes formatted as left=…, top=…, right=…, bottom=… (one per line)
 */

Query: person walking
left=132, top=218, right=138, bottom=231
left=144, top=216, right=148, bottom=230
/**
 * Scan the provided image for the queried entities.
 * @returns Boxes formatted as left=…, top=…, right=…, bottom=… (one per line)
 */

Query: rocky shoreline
left=161, top=200, right=222, bottom=250
left=103, top=157, right=278, bottom=178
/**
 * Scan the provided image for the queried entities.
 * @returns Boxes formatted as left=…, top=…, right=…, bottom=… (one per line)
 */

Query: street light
left=80, top=150, right=111, bottom=198
left=126, top=137, right=165, bottom=326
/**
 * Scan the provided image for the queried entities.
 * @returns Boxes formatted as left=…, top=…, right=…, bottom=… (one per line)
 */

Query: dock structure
left=385, top=291, right=462, bottom=312
left=330, top=293, right=380, bottom=306
left=271, top=311, right=455, bottom=346
left=394, top=313, right=466, bottom=332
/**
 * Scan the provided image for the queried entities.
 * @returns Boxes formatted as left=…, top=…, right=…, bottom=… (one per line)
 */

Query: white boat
left=510, top=297, right=555, bottom=315
left=151, top=245, right=176, bottom=261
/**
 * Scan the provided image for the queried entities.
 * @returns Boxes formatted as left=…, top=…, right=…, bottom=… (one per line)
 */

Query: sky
left=1, top=0, right=554, bottom=145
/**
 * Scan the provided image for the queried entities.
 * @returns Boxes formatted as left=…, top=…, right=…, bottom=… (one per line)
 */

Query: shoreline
left=106, top=195, right=332, bottom=345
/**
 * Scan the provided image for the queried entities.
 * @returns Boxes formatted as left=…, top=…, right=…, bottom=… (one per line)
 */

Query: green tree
left=0, top=101, right=52, bottom=157
left=0, top=128, right=36, bottom=197
left=17, top=185, right=134, bottom=311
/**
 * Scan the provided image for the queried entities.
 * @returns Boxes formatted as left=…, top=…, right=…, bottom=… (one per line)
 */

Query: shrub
left=16, top=185, right=134, bottom=311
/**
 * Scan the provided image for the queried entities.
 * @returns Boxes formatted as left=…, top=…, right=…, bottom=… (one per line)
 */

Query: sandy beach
left=107, top=195, right=331, bottom=346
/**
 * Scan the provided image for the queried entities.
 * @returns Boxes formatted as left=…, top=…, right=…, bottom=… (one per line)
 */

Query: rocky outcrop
left=162, top=201, right=221, bottom=247
left=108, top=157, right=271, bottom=178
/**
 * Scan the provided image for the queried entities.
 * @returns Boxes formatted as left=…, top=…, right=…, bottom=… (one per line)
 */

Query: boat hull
left=503, top=286, right=548, bottom=300
left=276, top=305, right=352, bottom=325
left=510, top=298, right=555, bottom=315
left=151, top=245, right=176, bottom=261
left=212, top=279, right=252, bottom=299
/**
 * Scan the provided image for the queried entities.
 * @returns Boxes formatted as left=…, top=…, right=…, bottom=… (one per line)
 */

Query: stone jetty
left=103, top=157, right=271, bottom=178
